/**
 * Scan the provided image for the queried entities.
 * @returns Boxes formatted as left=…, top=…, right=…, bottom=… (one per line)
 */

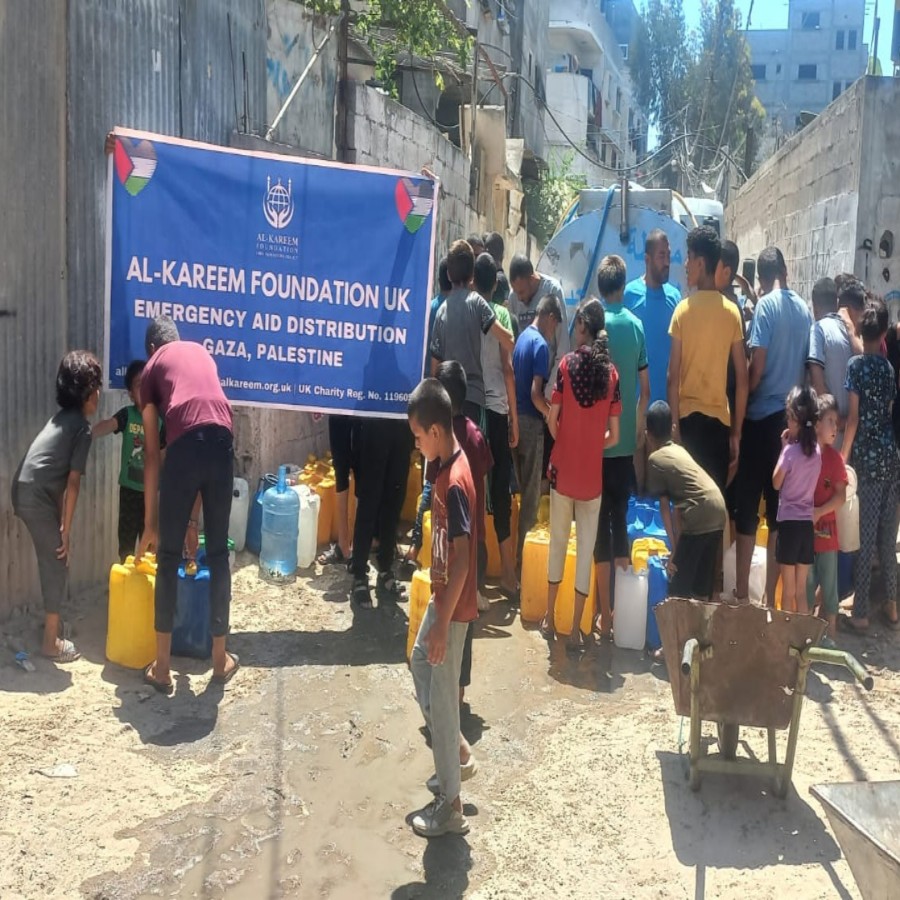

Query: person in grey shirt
left=431, top=239, right=514, bottom=422
left=807, top=277, right=864, bottom=451
left=507, top=255, right=570, bottom=396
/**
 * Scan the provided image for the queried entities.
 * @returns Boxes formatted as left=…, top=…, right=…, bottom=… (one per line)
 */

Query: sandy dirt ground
left=1, top=554, right=899, bottom=900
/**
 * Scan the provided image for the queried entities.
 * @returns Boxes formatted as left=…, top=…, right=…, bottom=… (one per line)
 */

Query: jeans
left=156, top=425, right=233, bottom=636
left=514, top=414, right=545, bottom=566
left=410, top=600, right=468, bottom=800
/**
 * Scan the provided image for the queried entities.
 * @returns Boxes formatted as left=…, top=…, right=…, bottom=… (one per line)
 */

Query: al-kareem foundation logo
left=263, top=176, right=294, bottom=229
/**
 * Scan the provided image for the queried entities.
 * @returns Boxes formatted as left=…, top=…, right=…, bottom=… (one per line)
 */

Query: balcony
left=549, top=0, right=615, bottom=66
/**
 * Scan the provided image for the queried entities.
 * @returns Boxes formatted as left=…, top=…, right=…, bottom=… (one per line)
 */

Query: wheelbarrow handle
left=807, top=647, right=874, bottom=690
left=681, top=638, right=699, bottom=676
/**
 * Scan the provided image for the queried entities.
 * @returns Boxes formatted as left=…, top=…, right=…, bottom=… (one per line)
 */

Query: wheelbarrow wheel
left=689, top=765, right=701, bottom=791
left=717, top=722, right=739, bottom=761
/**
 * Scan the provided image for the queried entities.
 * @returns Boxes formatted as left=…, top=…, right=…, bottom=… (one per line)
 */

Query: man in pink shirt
left=137, top=316, right=237, bottom=693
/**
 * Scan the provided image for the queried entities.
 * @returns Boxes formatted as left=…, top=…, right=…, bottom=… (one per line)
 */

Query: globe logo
left=263, top=176, right=294, bottom=229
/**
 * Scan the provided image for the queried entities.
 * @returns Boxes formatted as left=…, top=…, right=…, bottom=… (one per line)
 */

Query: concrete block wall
left=347, top=84, right=477, bottom=256
left=726, top=80, right=865, bottom=300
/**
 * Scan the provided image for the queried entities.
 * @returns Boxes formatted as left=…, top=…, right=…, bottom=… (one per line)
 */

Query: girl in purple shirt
left=773, top=386, right=822, bottom=613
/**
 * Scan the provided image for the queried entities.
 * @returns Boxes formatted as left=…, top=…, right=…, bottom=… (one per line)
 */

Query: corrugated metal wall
left=0, top=2, right=69, bottom=615
left=0, top=0, right=270, bottom=617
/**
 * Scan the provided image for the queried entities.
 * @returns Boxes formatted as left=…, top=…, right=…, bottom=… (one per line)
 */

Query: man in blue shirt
left=624, top=229, right=681, bottom=405
left=733, top=246, right=813, bottom=605
left=512, top=295, right=562, bottom=570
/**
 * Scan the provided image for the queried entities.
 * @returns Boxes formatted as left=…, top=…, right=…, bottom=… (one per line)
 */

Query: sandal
left=46, top=639, right=81, bottom=663
left=539, top=617, right=555, bottom=641
left=376, top=570, right=407, bottom=602
left=143, top=662, right=174, bottom=694
left=566, top=631, right=586, bottom=654
left=498, top=584, right=520, bottom=604
left=351, top=578, right=373, bottom=609
left=837, top=615, right=869, bottom=635
left=211, top=652, right=240, bottom=684
left=880, top=607, right=900, bottom=631
left=317, top=544, right=347, bottom=566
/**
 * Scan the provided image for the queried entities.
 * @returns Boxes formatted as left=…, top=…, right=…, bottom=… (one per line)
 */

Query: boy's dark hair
left=785, top=385, right=819, bottom=456
left=473, top=252, right=498, bottom=298
left=124, top=359, right=146, bottom=393
left=817, top=392, right=838, bottom=416
left=859, top=297, right=889, bottom=342
left=597, top=254, right=627, bottom=296
left=437, top=257, right=452, bottom=293
left=720, top=240, right=740, bottom=279
left=757, top=246, right=787, bottom=284
left=536, top=294, right=562, bottom=322
left=446, top=240, right=475, bottom=285
left=646, top=400, right=672, bottom=442
left=838, top=278, right=866, bottom=311
left=645, top=229, right=668, bottom=255
left=145, top=315, right=180, bottom=356
left=56, top=350, right=102, bottom=410
left=509, top=254, right=534, bottom=283
left=436, top=360, right=467, bottom=416
left=812, top=277, right=838, bottom=312
left=687, top=225, right=721, bottom=275
left=484, top=231, right=504, bottom=265
left=466, top=233, right=485, bottom=253
left=408, top=378, right=453, bottom=432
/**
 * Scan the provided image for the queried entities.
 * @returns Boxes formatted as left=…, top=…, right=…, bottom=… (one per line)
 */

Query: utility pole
left=335, top=0, right=351, bottom=163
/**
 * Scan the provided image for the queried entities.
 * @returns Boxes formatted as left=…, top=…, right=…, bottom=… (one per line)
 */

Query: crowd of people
left=11, top=222, right=900, bottom=840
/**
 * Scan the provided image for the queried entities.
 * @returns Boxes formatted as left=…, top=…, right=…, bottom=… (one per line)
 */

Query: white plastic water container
left=614, top=566, right=648, bottom=650
left=723, top=541, right=767, bottom=604
left=292, top=484, right=320, bottom=569
left=837, top=465, right=860, bottom=553
left=229, top=477, right=250, bottom=552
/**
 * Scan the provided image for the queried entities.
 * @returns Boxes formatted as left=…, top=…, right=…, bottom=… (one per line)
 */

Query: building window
left=848, top=29, right=857, bottom=50
left=833, top=81, right=842, bottom=100
left=776, top=63, right=782, bottom=75
left=751, top=64, right=766, bottom=80
left=619, top=44, right=629, bottom=61
left=798, top=64, right=817, bottom=80
left=836, top=30, right=844, bottom=50
left=801, top=11, right=820, bottom=30
left=616, top=88, right=622, bottom=113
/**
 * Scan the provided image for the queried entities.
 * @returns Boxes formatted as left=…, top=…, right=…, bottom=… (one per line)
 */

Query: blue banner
left=106, top=129, right=437, bottom=417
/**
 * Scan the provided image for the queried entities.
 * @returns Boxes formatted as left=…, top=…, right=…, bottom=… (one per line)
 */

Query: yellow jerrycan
left=107, top=554, right=157, bottom=669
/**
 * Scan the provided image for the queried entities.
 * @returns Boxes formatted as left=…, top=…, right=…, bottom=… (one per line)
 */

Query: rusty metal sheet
left=656, top=598, right=827, bottom=731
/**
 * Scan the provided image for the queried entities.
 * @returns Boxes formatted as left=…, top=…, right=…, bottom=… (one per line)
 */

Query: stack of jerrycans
left=107, top=554, right=157, bottom=669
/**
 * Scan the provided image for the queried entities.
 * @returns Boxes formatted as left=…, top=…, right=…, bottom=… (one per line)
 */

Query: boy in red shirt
left=806, top=394, right=848, bottom=647
left=434, top=361, right=493, bottom=703
left=407, top=378, right=478, bottom=837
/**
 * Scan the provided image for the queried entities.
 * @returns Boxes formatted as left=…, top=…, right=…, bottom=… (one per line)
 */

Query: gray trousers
left=514, top=413, right=545, bottom=566
left=410, top=599, right=468, bottom=801
left=13, top=482, right=66, bottom=614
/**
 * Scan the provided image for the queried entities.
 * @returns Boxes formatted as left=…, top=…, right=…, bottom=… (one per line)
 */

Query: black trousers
left=118, top=485, right=145, bottom=562
left=350, top=418, right=414, bottom=579
left=680, top=413, right=730, bottom=494
left=156, top=425, right=233, bottom=637
left=485, top=408, right=513, bottom=543
left=595, top=455, right=635, bottom=563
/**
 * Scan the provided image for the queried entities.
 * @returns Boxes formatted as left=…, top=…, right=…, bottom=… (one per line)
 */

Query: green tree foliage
left=524, top=158, right=586, bottom=248
left=297, top=0, right=470, bottom=93
left=632, top=0, right=766, bottom=188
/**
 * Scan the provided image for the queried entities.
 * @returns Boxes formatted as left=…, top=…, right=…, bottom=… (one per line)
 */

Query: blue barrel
left=172, top=564, right=212, bottom=659
left=646, top=554, right=669, bottom=650
left=246, top=473, right=277, bottom=555
left=259, top=465, right=300, bottom=584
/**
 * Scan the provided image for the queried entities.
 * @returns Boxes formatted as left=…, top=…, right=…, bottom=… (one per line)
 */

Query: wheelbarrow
left=655, top=599, right=873, bottom=798
left=811, top=782, right=900, bottom=900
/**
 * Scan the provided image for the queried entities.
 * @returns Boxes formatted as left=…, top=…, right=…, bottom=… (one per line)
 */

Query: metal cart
left=655, top=599, right=873, bottom=798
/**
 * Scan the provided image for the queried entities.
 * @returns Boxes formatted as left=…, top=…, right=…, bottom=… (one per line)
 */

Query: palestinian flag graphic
left=395, top=178, right=434, bottom=234
left=114, top=137, right=158, bottom=197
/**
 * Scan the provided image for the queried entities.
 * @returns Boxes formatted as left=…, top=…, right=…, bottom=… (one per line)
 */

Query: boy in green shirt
left=95, top=360, right=166, bottom=561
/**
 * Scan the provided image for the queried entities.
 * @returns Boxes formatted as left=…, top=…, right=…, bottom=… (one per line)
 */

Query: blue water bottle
left=259, top=465, right=300, bottom=584
left=246, top=473, right=277, bottom=555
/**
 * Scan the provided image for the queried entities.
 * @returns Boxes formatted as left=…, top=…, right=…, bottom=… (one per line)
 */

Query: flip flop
left=498, top=584, right=520, bottom=604
left=539, top=618, right=555, bottom=641
left=212, top=652, right=240, bottom=684
left=143, top=663, right=174, bottom=694
left=46, top=639, right=80, bottom=663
